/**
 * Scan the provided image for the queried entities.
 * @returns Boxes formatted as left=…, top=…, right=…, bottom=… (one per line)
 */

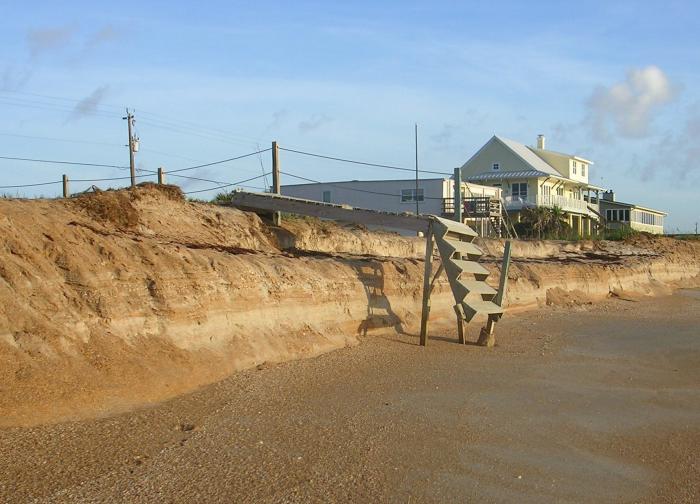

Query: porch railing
left=503, top=194, right=597, bottom=215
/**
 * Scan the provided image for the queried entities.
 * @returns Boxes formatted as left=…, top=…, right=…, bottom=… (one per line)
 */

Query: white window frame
left=492, top=163, right=500, bottom=171
left=401, top=188, right=424, bottom=203
left=511, top=182, right=528, bottom=200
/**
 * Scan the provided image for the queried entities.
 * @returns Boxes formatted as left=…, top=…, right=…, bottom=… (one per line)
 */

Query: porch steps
left=431, top=216, right=504, bottom=323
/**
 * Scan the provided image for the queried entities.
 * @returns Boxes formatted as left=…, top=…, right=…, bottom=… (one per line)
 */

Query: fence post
left=453, top=167, right=462, bottom=223
left=62, top=174, right=69, bottom=198
left=271, top=141, right=281, bottom=225
left=157, top=167, right=165, bottom=185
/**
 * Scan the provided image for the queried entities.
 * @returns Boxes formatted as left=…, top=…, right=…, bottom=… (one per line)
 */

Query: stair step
left=432, top=217, right=478, bottom=238
left=441, top=239, right=483, bottom=258
left=444, top=258, right=490, bottom=277
left=453, top=280, right=497, bottom=300
left=461, top=300, right=504, bottom=322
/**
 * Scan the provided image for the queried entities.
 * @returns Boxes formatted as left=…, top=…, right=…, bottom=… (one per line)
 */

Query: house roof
left=494, top=136, right=564, bottom=178
left=599, top=199, right=667, bottom=215
left=466, top=170, right=551, bottom=181
left=463, top=135, right=602, bottom=188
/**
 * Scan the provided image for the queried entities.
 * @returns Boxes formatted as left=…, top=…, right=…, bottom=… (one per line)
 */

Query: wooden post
left=271, top=141, right=281, bottom=226
left=419, top=222, right=434, bottom=346
left=157, top=167, right=165, bottom=185
left=453, top=167, right=462, bottom=223
left=478, top=240, right=512, bottom=347
left=62, top=174, right=69, bottom=198
left=454, top=304, right=466, bottom=345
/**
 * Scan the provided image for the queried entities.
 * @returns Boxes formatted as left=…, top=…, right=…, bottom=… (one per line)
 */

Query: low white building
left=282, top=177, right=498, bottom=214
left=281, top=177, right=503, bottom=235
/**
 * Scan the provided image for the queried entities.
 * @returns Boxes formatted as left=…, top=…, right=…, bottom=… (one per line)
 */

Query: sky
left=1, top=0, right=699, bottom=231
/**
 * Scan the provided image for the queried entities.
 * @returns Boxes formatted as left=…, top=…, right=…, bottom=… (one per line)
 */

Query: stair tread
left=442, top=239, right=483, bottom=257
left=432, top=217, right=478, bottom=237
left=455, top=280, right=497, bottom=296
left=447, top=259, right=490, bottom=276
left=462, top=300, right=504, bottom=315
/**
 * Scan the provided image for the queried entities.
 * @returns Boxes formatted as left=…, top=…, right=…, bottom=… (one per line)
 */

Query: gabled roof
left=494, top=135, right=563, bottom=177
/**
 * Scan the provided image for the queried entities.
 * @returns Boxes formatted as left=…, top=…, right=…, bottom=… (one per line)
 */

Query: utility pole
left=415, top=123, right=419, bottom=216
left=271, top=141, right=281, bottom=225
left=123, top=108, right=136, bottom=187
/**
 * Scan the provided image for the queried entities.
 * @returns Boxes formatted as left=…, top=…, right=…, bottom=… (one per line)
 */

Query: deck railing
left=503, top=194, right=597, bottom=215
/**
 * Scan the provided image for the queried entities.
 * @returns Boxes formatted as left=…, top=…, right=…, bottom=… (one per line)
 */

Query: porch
left=503, top=194, right=599, bottom=216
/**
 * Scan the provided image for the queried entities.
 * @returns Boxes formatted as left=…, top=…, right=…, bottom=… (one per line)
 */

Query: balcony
left=503, top=194, right=598, bottom=216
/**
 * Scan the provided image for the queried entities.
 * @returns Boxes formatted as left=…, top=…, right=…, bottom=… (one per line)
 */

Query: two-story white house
left=460, top=135, right=604, bottom=236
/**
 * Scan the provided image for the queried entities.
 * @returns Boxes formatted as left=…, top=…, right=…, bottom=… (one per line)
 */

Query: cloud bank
left=586, top=66, right=676, bottom=140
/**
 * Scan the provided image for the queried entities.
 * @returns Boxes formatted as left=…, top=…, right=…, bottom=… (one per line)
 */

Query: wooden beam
left=271, top=142, right=281, bottom=226
left=493, top=240, right=512, bottom=307
left=478, top=240, right=512, bottom=347
left=454, top=304, right=466, bottom=345
left=225, top=191, right=431, bottom=233
left=419, top=222, right=434, bottom=346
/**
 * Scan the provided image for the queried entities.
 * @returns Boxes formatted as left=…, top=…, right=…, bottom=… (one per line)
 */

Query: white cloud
left=586, top=66, right=676, bottom=139
left=637, top=107, right=700, bottom=182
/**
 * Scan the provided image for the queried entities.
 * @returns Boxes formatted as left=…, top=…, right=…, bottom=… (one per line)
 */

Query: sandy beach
left=1, top=290, right=698, bottom=503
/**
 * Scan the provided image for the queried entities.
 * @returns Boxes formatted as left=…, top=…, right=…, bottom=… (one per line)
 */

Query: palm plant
left=519, top=206, right=571, bottom=239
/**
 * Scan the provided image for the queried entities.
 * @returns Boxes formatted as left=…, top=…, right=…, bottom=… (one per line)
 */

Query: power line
left=183, top=173, right=271, bottom=195
left=279, top=147, right=452, bottom=176
left=0, top=155, right=128, bottom=169
left=1, top=90, right=266, bottom=146
left=0, top=131, right=122, bottom=148
left=167, top=148, right=272, bottom=174
left=0, top=180, right=62, bottom=189
left=279, top=170, right=444, bottom=200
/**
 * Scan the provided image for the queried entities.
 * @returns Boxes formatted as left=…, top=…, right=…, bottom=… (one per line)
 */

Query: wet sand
left=1, top=290, right=699, bottom=503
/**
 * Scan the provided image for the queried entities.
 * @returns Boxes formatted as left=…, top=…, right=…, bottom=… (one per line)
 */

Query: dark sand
left=1, top=290, right=699, bottom=503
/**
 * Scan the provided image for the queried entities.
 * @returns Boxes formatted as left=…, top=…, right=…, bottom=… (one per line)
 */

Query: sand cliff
left=1, top=185, right=698, bottom=426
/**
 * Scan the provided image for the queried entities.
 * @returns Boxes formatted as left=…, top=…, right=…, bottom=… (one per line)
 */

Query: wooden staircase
left=432, top=216, right=503, bottom=322
left=419, top=215, right=510, bottom=347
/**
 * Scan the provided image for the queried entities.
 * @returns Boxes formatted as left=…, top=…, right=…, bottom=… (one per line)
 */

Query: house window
left=572, top=161, right=577, bottom=175
left=492, top=163, right=500, bottom=171
left=511, top=182, right=528, bottom=200
left=624, top=209, right=629, bottom=222
left=556, top=186, right=564, bottom=196
left=401, top=188, right=424, bottom=202
left=322, top=190, right=331, bottom=203
left=541, top=185, right=551, bottom=198
left=581, top=164, right=586, bottom=176
left=606, top=209, right=612, bottom=221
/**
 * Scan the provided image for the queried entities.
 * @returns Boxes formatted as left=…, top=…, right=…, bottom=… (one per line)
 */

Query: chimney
left=537, top=134, right=546, bottom=150
left=602, top=190, right=615, bottom=202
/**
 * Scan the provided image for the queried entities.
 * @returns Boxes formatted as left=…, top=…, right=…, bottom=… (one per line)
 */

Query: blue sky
left=1, top=0, right=699, bottom=231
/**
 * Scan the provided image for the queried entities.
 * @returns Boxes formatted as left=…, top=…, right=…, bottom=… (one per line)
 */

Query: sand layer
left=1, top=292, right=698, bottom=503
left=0, top=185, right=698, bottom=426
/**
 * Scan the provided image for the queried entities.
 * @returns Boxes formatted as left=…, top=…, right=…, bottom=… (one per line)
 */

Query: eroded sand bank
left=1, top=292, right=698, bottom=503
left=0, top=185, right=698, bottom=426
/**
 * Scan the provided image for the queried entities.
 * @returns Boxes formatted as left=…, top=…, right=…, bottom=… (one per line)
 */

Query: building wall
left=600, top=201, right=665, bottom=234
left=281, top=179, right=501, bottom=218
left=281, top=178, right=448, bottom=215
left=461, top=138, right=533, bottom=177
left=533, top=150, right=590, bottom=184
